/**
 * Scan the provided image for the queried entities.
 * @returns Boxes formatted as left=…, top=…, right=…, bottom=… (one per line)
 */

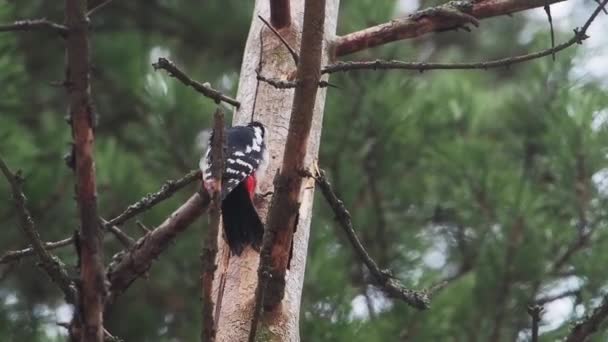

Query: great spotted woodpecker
left=200, top=121, right=268, bottom=256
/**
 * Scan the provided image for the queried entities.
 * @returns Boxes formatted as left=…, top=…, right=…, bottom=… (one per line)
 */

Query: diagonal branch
left=325, top=0, right=606, bottom=74
left=1, top=170, right=200, bottom=264
left=269, top=0, right=291, bottom=29
left=106, top=169, right=201, bottom=227
left=334, top=0, right=570, bottom=56
left=0, top=157, right=76, bottom=303
left=0, top=19, right=68, bottom=36
left=87, top=0, right=115, bottom=17
left=258, top=15, right=299, bottom=65
left=310, top=168, right=429, bottom=309
left=565, top=293, right=608, bottom=342
left=152, top=58, right=240, bottom=108
left=106, top=191, right=210, bottom=304
left=201, top=109, right=224, bottom=342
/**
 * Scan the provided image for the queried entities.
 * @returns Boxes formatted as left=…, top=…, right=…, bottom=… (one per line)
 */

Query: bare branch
left=544, top=2, right=556, bottom=60
left=201, top=109, right=224, bottom=342
left=258, top=15, right=299, bottom=65
left=106, top=192, right=210, bottom=304
left=135, top=221, right=151, bottom=235
left=527, top=305, right=543, bottom=342
left=152, top=58, right=240, bottom=108
left=0, top=237, right=74, bottom=264
left=87, top=0, right=114, bottom=17
left=334, top=0, right=570, bottom=56
left=0, top=19, right=68, bottom=36
left=565, top=294, right=608, bottom=342
left=324, top=2, right=604, bottom=76
left=0, top=157, right=76, bottom=303
left=254, top=0, right=327, bottom=314
left=269, top=0, right=291, bottom=29
left=257, top=71, right=335, bottom=88
left=1, top=170, right=198, bottom=264
left=105, top=169, right=200, bottom=227
left=101, top=218, right=135, bottom=247
left=595, top=0, right=608, bottom=14
left=310, top=169, right=430, bottom=309
left=536, top=289, right=580, bottom=305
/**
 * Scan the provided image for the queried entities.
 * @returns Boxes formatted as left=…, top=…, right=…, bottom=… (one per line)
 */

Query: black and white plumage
left=200, top=121, right=268, bottom=256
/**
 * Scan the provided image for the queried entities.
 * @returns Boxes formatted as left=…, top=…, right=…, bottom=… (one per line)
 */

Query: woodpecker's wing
left=200, top=124, right=266, bottom=199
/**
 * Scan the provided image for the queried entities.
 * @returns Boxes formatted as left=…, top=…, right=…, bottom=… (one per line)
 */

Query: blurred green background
left=1, top=0, right=608, bottom=341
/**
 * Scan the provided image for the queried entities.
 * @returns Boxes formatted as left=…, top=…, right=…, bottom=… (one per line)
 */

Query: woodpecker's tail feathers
left=221, top=182, right=264, bottom=256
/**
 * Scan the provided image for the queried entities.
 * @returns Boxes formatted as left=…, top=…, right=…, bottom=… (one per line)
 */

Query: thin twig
left=106, top=169, right=200, bottom=227
left=152, top=58, right=240, bottom=108
left=0, top=157, right=76, bottom=303
left=0, top=19, right=68, bottom=36
left=310, top=168, right=429, bottom=309
left=536, top=289, right=580, bottom=305
left=101, top=218, right=135, bottom=247
left=201, top=109, right=224, bottom=342
left=544, top=2, right=555, bottom=60
left=0, top=237, right=74, bottom=264
left=1, top=170, right=199, bottom=264
left=257, top=71, right=335, bottom=89
left=135, top=220, right=151, bottom=235
left=527, top=305, right=543, bottom=342
left=326, top=0, right=607, bottom=73
left=87, top=0, right=114, bottom=17
left=258, top=15, right=299, bottom=65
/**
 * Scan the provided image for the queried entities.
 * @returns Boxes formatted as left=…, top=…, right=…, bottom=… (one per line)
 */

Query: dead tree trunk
left=65, top=0, right=105, bottom=341
left=212, top=0, right=339, bottom=340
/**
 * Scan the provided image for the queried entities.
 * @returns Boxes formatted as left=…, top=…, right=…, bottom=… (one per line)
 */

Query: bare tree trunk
left=65, top=0, right=105, bottom=340
left=212, top=0, right=339, bottom=340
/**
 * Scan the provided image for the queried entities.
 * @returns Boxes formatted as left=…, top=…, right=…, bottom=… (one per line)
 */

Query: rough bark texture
left=211, top=0, right=339, bottom=340
left=263, top=0, right=326, bottom=309
left=65, top=0, right=105, bottom=340
left=334, top=0, right=569, bottom=56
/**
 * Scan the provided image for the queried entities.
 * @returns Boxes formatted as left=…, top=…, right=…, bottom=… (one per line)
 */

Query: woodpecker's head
left=247, top=121, right=266, bottom=140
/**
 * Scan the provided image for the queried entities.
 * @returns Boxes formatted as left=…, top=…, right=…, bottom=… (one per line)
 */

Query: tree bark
left=212, top=0, right=339, bottom=340
left=65, top=0, right=105, bottom=340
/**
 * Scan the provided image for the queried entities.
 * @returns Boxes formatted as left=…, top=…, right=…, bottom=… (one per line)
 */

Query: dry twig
left=200, top=109, right=224, bottom=342
left=0, top=19, right=68, bottom=36
left=326, top=0, right=606, bottom=73
left=310, top=168, right=430, bottom=309
left=0, top=157, right=76, bottom=303
left=152, top=58, right=240, bottom=108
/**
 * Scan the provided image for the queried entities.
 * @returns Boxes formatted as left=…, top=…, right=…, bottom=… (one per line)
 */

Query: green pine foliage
left=1, top=1, right=607, bottom=341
